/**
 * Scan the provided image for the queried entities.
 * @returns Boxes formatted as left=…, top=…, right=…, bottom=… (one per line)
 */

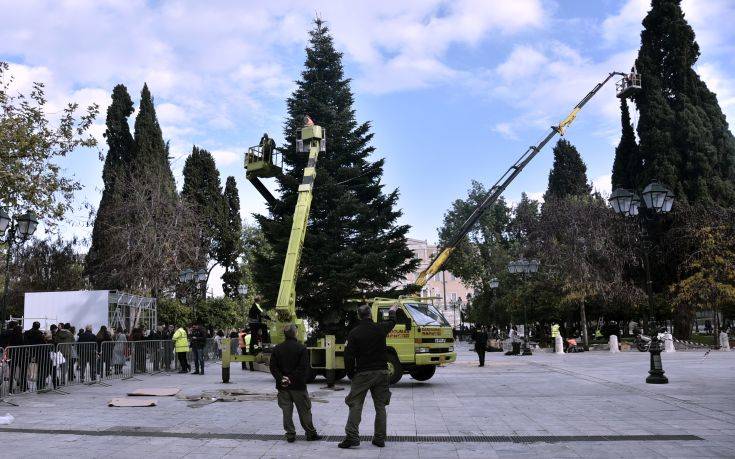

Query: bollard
left=663, top=332, right=676, bottom=353
left=609, top=335, right=620, bottom=353
left=554, top=335, right=564, bottom=354
left=720, top=331, right=730, bottom=351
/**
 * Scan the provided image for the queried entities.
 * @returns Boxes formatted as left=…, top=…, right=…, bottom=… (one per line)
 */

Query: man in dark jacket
left=269, top=324, right=321, bottom=443
left=249, top=296, right=268, bottom=343
left=339, top=303, right=397, bottom=449
left=77, top=325, right=98, bottom=381
left=190, top=323, right=207, bottom=375
left=475, top=326, right=489, bottom=367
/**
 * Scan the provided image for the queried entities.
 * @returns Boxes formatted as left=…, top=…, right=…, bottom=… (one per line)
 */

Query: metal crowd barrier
left=0, top=337, right=222, bottom=397
left=4, top=344, right=55, bottom=395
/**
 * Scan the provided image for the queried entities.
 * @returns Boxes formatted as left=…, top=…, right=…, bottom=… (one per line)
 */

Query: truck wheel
left=387, top=353, right=403, bottom=385
left=409, top=365, right=436, bottom=381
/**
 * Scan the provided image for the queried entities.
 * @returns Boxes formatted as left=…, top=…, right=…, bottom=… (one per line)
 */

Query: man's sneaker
left=286, top=436, right=295, bottom=443
left=372, top=438, right=385, bottom=447
left=306, top=434, right=323, bottom=441
left=338, top=438, right=360, bottom=449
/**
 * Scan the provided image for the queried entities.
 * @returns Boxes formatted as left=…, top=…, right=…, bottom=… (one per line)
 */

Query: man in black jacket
left=77, top=325, right=98, bottom=381
left=190, top=323, right=207, bottom=375
left=338, top=303, right=397, bottom=449
left=269, top=324, right=321, bottom=443
left=474, top=326, right=489, bottom=367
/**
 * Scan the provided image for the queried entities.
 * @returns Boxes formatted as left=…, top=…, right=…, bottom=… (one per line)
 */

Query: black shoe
left=372, top=439, right=385, bottom=447
left=192, top=370, right=199, bottom=374
left=306, top=434, right=323, bottom=441
left=286, top=436, right=296, bottom=443
left=338, top=438, right=360, bottom=449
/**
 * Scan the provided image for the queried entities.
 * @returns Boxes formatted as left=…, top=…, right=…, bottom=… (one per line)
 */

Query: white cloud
left=211, top=149, right=243, bottom=167
left=601, top=0, right=648, bottom=48
left=591, top=174, right=612, bottom=197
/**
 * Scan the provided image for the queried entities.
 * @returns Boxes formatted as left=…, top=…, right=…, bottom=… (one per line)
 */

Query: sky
left=2, top=0, right=734, bottom=296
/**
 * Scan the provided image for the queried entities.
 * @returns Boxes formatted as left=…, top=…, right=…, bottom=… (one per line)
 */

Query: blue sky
left=2, top=0, right=734, bottom=294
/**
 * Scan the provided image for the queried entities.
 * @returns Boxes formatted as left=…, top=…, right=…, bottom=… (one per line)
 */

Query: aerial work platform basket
left=616, top=72, right=641, bottom=99
left=245, top=143, right=282, bottom=179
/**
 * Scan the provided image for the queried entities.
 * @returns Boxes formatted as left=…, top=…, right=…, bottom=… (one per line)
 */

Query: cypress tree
left=544, top=139, right=591, bottom=200
left=252, top=19, right=417, bottom=333
left=611, top=99, right=641, bottom=190
left=633, top=0, right=735, bottom=205
left=218, top=176, right=243, bottom=297
left=85, top=84, right=135, bottom=288
left=132, top=84, right=176, bottom=196
left=182, top=146, right=224, bottom=264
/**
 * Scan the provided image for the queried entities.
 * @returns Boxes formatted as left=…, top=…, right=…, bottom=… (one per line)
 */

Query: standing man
left=270, top=324, right=321, bottom=443
left=172, top=324, right=190, bottom=373
left=339, top=303, right=397, bottom=449
left=475, top=326, right=488, bottom=367
left=249, top=296, right=267, bottom=342
left=190, top=323, right=207, bottom=375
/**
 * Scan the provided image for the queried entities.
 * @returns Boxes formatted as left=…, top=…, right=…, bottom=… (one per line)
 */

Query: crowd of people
left=0, top=320, right=228, bottom=394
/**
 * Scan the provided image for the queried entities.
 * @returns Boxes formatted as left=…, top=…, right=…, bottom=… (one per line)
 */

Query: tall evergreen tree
left=132, top=84, right=176, bottom=196
left=611, top=99, right=641, bottom=190
left=544, top=139, right=591, bottom=200
left=633, top=0, right=735, bottom=205
left=252, top=19, right=417, bottom=333
left=218, top=176, right=243, bottom=297
left=85, top=84, right=135, bottom=288
left=182, top=146, right=224, bottom=264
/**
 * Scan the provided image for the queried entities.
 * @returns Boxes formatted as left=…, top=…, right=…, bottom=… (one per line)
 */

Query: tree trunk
left=580, top=301, right=589, bottom=350
left=673, top=303, right=693, bottom=340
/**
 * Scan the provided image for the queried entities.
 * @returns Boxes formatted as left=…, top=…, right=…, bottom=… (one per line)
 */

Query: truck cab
left=373, top=297, right=457, bottom=384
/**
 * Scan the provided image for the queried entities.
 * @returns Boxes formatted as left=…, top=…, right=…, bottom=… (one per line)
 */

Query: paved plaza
left=1, top=347, right=734, bottom=458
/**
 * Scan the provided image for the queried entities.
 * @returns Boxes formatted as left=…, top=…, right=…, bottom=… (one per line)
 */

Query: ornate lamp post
left=489, top=277, right=499, bottom=325
left=178, top=268, right=209, bottom=319
left=508, top=259, right=540, bottom=355
left=1, top=209, right=39, bottom=330
left=610, top=180, right=674, bottom=384
left=237, top=284, right=249, bottom=324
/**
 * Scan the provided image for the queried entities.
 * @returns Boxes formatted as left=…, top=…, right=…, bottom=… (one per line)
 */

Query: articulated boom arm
left=275, top=124, right=324, bottom=316
left=415, top=72, right=627, bottom=287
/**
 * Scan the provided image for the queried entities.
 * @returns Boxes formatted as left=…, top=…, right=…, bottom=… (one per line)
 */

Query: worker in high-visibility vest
left=551, top=323, right=560, bottom=338
left=244, top=330, right=254, bottom=371
left=238, top=330, right=248, bottom=370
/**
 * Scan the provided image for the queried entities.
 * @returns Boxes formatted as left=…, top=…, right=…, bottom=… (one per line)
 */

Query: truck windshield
left=405, top=303, right=450, bottom=326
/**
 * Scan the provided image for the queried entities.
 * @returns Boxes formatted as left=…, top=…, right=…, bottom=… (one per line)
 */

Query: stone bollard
left=609, top=335, right=619, bottom=353
left=664, top=332, right=676, bottom=353
left=720, top=331, right=730, bottom=351
left=555, top=335, right=564, bottom=354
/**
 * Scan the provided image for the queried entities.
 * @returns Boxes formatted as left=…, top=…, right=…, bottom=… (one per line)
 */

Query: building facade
left=394, top=238, right=474, bottom=329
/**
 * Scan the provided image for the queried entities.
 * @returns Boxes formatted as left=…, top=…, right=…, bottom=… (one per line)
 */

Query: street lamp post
left=610, top=180, right=674, bottom=384
left=178, top=267, right=209, bottom=320
left=0, top=209, right=39, bottom=330
left=237, top=284, right=248, bottom=325
left=489, top=277, right=499, bottom=325
left=508, top=259, right=540, bottom=356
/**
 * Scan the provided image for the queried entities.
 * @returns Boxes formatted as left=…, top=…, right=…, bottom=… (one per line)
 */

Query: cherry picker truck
left=221, top=70, right=640, bottom=385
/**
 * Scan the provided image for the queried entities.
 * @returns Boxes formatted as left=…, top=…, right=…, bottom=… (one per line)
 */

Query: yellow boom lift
left=222, top=70, right=639, bottom=385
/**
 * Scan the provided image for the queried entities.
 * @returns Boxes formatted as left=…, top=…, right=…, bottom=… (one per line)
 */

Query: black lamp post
left=237, top=284, right=248, bottom=324
left=610, top=180, right=673, bottom=384
left=507, top=259, right=540, bottom=355
left=1, top=209, right=39, bottom=330
left=489, top=277, right=499, bottom=325
left=178, top=268, right=208, bottom=319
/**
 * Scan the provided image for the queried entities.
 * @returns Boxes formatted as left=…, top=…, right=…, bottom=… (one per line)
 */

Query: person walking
left=338, top=303, right=397, bottom=449
left=147, top=326, right=163, bottom=372
left=475, top=326, right=488, bottom=367
left=270, top=324, right=322, bottom=443
left=172, top=324, right=190, bottom=373
left=161, top=325, right=174, bottom=371
left=190, top=323, right=207, bottom=375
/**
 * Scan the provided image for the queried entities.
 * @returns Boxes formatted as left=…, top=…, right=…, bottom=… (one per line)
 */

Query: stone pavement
left=1, top=347, right=734, bottom=458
